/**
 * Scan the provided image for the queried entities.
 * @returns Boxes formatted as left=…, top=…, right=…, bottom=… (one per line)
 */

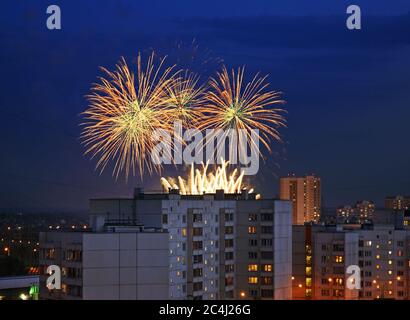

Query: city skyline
left=0, top=1, right=409, bottom=212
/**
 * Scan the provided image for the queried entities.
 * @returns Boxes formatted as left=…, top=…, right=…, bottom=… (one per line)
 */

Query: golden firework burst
left=165, top=71, right=205, bottom=127
left=199, top=66, right=286, bottom=157
left=81, top=52, right=178, bottom=179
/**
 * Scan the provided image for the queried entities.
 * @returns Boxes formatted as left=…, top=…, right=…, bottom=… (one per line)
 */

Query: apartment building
left=385, top=195, right=410, bottom=211
left=280, top=175, right=321, bottom=224
left=39, top=189, right=292, bottom=300
left=292, top=210, right=410, bottom=300
left=39, top=226, right=169, bottom=300
left=292, top=225, right=358, bottom=300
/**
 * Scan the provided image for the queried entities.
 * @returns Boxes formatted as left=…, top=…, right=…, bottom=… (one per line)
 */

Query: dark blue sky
left=0, top=1, right=409, bottom=211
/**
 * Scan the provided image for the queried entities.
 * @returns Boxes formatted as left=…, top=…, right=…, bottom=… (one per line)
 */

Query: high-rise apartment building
left=280, top=175, right=321, bottom=224
left=39, top=189, right=292, bottom=300
left=292, top=210, right=410, bottom=300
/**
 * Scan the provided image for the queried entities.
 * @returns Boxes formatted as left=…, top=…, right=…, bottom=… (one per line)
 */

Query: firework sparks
left=198, top=66, right=286, bottom=157
left=161, top=159, right=260, bottom=198
left=165, top=71, right=205, bottom=127
left=81, top=52, right=178, bottom=179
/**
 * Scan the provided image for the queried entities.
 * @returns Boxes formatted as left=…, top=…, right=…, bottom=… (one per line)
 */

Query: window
left=248, top=264, right=258, bottom=272
left=225, top=252, right=234, bottom=260
left=181, top=228, right=187, bottom=237
left=248, top=277, right=258, bottom=284
left=248, top=213, right=257, bottom=221
left=225, top=213, right=233, bottom=222
left=261, top=239, right=272, bottom=246
left=225, top=239, right=234, bottom=248
left=248, top=252, right=258, bottom=259
left=193, top=268, right=203, bottom=277
left=321, top=256, right=329, bottom=263
left=225, top=265, right=234, bottom=273
left=321, top=289, right=330, bottom=296
left=162, top=214, right=168, bottom=224
left=397, top=241, right=404, bottom=247
left=333, top=244, right=344, bottom=252
left=225, top=226, right=234, bottom=234
left=364, top=241, right=372, bottom=247
left=193, top=241, right=203, bottom=250
left=261, top=213, right=273, bottom=221
left=225, top=277, right=234, bottom=286
left=193, top=255, right=203, bottom=264
left=249, top=289, right=258, bottom=297
left=248, top=226, right=257, bottom=234
left=46, top=249, right=55, bottom=260
left=261, top=252, right=273, bottom=259
left=193, top=213, right=202, bottom=222
left=261, top=289, right=273, bottom=298
left=333, top=266, right=344, bottom=274
left=193, top=228, right=203, bottom=236
left=193, top=282, right=203, bottom=292
left=262, top=277, right=273, bottom=285
left=263, top=264, right=272, bottom=272
left=261, top=226, right=273, bottom=234
left=335, top=256, right=344, bottom=263
left=249, top=239, right=258, bottom=246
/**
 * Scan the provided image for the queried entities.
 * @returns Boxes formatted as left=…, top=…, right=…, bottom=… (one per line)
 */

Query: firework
left=81, top=52, right=178, bottom=179
left=165, top=71, right=205, bottom=127
left=199, top=66, right=286, bottom=157
left=161, top=159, right=260, bottom=198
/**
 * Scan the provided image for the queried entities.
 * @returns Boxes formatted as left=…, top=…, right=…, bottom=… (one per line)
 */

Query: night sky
left=0, top=0, right=409, bottom=212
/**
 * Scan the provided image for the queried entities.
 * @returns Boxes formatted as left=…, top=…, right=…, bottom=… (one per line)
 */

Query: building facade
left=386, top=196, right=410, bottom=211
left=292, top=210, right=410, bottom=300
left=39, top=189, right=292, bottom=300
left=280, top=175, right=321, bottom=224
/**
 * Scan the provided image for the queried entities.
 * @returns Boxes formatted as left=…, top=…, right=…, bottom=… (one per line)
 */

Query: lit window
left=376, top=255, right=380, bottom=259
left=364, top=241, right=372, bottom=247
left=263, top=264, right=272, bottom=272
left=248, top=226, right=257, bottom=234
left=388, top=260, right=392, bottom=265
left=335, top=256, right=343, bottom=263
left=248, top=264, right=258, bottom=272
left=181, top=228, right=187, bottom=237
left=248, top=277, right=258, bottom=284
left=388, top=270, right=393, bottom=275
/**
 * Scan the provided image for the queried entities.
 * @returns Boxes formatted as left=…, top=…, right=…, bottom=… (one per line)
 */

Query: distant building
left=385, top=196, right=410, bottom=211
left=280, top=175, right=321, bottom=224
left=354, top=201, right=375, bottom=223
left=292, top=210, right=410, bottom=300
left=336, top=206, right=355, bottom=222
left=39, top=189, right=292, bottom=300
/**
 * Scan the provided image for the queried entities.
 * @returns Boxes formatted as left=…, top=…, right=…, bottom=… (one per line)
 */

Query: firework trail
left=161, top=159, right=259, bottom=198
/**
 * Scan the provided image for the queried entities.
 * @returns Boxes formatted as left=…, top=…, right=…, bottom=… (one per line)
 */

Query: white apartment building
left=39, top=226, right=169, bottom=300
left=40, top=189, right=293, bottom=300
